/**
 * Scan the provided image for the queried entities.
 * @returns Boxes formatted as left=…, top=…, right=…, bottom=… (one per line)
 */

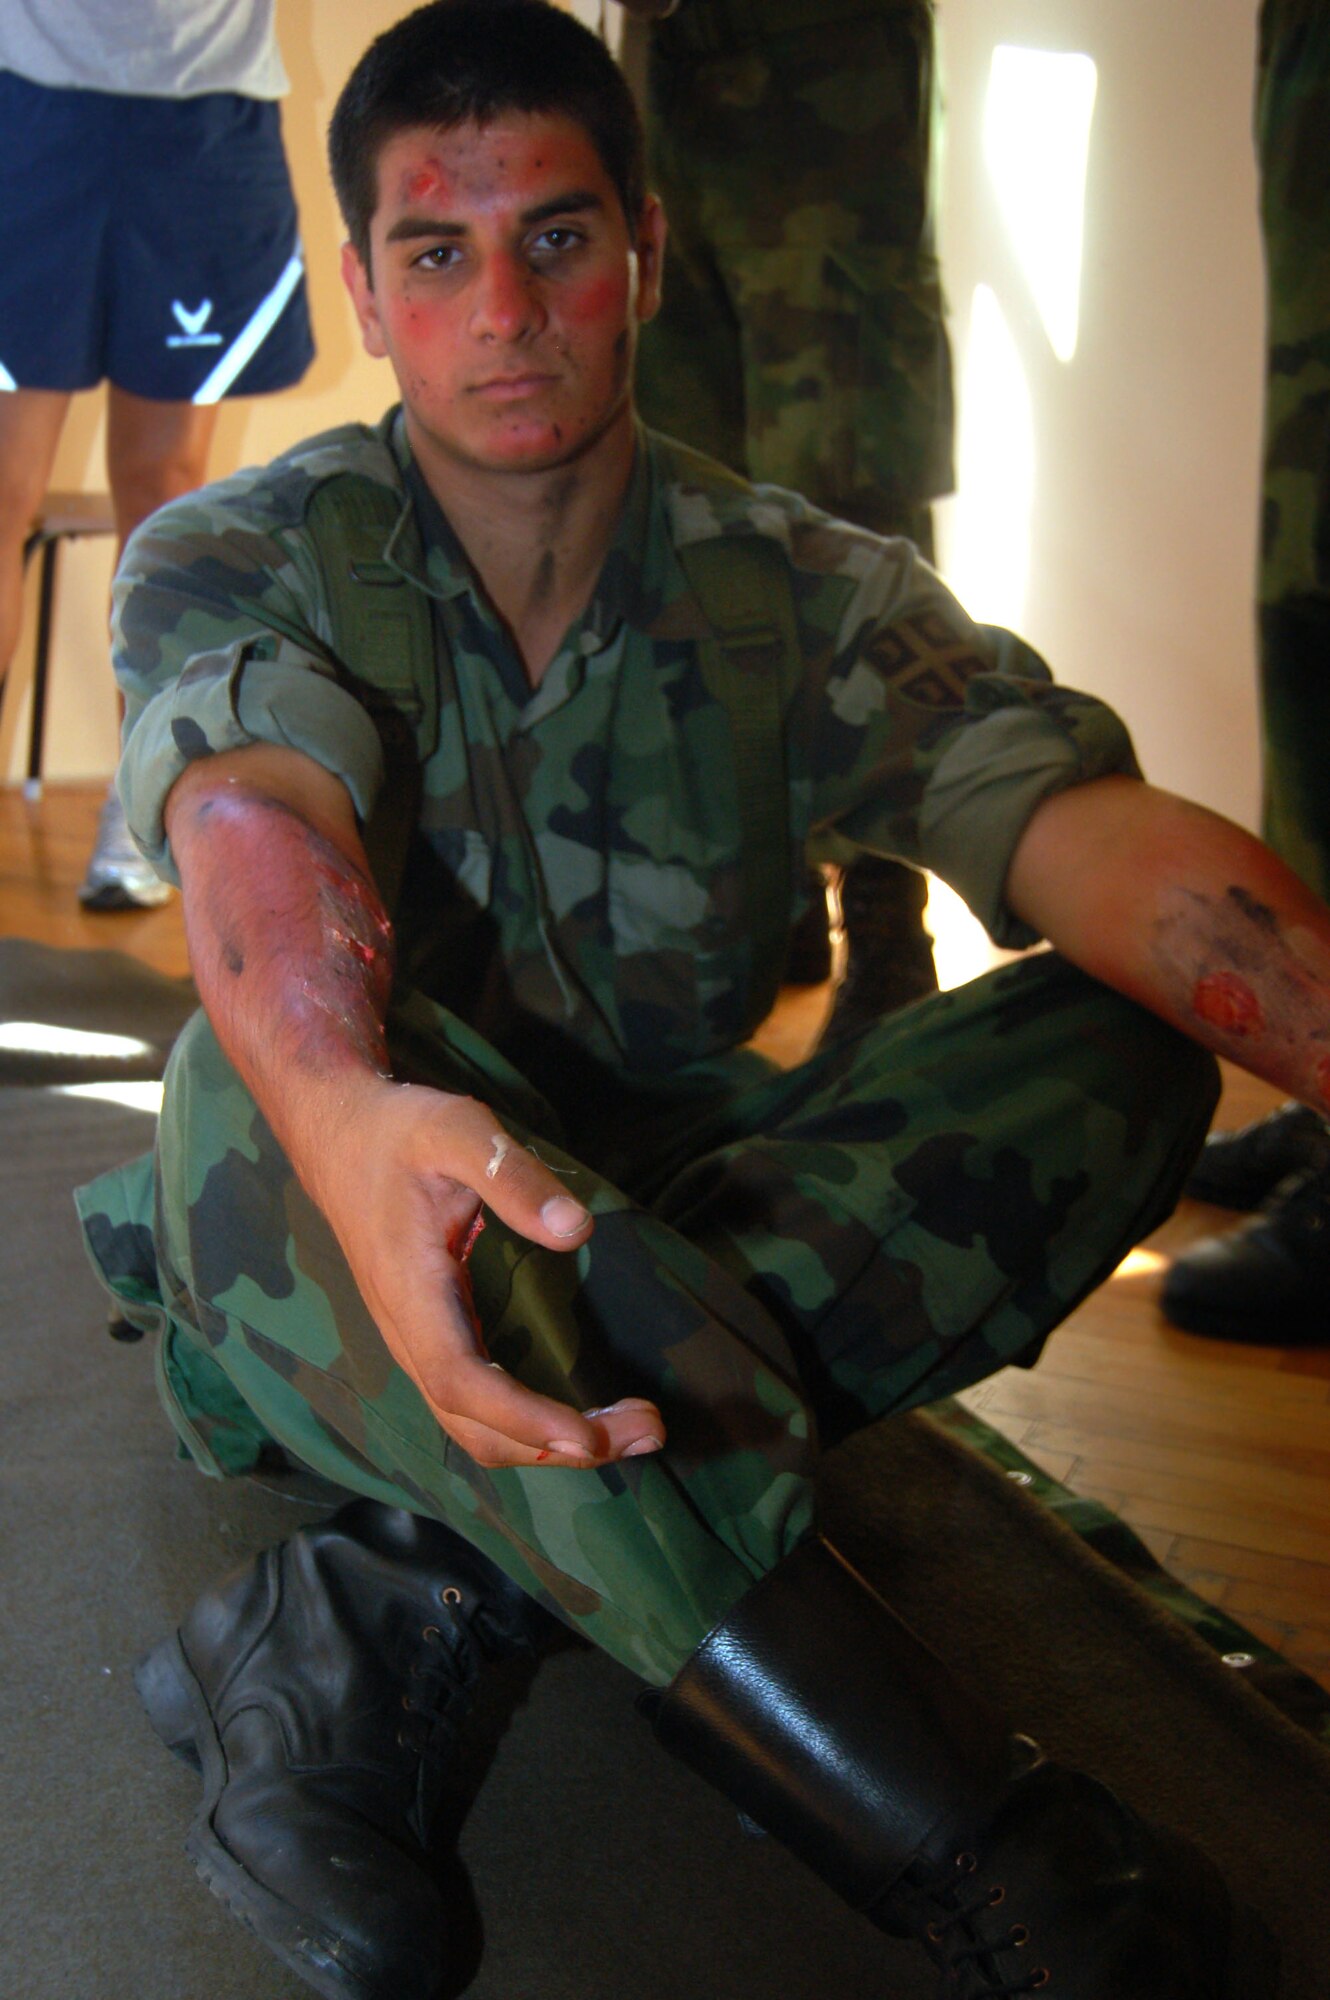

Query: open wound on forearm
left=1154, top=884, right=1330, bottom=1102
left=296, top=838, right=396, bottom=1074
left=198, top=789, right=396, bottom=1075
left=309, top=843, right=394, bottom=1005
left=1191, top=970, right=1264, bottom=1036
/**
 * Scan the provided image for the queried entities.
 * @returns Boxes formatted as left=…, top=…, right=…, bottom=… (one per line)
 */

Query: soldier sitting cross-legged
left=82, top=4, right=1308, bottom=1994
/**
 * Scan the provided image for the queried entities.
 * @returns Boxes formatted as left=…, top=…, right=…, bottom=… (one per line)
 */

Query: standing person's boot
left=1162, top=1154, right=1330, bottom=1343
left=135, top=1500, right=549, bottom=2000
left=1182, top=1101, right=1330, bottom=1210
left=819, top=855, right=938, bottom=1045
left=649, top=1537, right=1277, bottom=1997
left=783, top=866, right=835, bottom=984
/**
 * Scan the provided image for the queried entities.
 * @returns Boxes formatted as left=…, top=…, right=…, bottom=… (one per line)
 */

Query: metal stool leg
left=25, top=535, right=58, bottom=800
left=7, top=495, right=117, bottom=800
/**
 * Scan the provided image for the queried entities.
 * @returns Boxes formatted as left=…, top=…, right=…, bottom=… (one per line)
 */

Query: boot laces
left=917, top=1850, right=1050, bottom=1997
left=396, top=1586, right=479, bottom=1764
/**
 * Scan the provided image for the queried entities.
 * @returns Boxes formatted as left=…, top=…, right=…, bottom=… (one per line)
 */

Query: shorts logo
left=167, top=300, right=223, bottom=349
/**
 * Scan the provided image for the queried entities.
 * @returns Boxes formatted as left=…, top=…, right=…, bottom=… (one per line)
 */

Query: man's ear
left=633, top=194, right=668, bottom=326
left=341, top=241, right=388, bottom=360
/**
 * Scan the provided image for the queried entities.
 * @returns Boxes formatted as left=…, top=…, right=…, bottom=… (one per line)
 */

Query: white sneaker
left=78, top=786, right=173, bottom=911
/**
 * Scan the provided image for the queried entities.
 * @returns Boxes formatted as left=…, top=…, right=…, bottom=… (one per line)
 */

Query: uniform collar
left=381, top=405, right=686, bottom=652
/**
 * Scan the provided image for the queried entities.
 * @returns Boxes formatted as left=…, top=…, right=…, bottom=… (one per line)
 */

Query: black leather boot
left=820, top=855, right=938, bottom=1045
left=650, top=1537, right=1277, bottom=1997
left=783, top=866, right=835, bottom=984
left=1163, top=1155, right=1330, bottom=1343
left=1183, top=1102, right=1330, bottom=1211
left=136, top=1500, right=547, bottom=2000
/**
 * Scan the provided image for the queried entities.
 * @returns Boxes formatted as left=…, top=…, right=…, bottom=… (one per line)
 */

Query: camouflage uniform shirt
left=113, top=409, right=1138, bottom=1087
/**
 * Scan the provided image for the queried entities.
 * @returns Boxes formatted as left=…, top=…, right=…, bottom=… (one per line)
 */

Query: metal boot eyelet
left=401, top=1694, right=416, bottom=1712
left=1029, top=1971, right=1050, bottom=1990
left=1008, top=1924, right=1030, bottom=1947
left=987, top=1885, right=1005, bottom=1906
left=925, top=1922, right=943, bottom=1943
left=440, top=1585, right=464, bottom=1606
left=955, top=1852, right=978, bottom=1874
left=421, top=1624, right=442, bottom=1643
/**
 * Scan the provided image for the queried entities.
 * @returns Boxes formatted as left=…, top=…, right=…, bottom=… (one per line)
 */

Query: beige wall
left=5, top=0, right=1269, bottom=836
left=935, top=0, right=1265, bottom=827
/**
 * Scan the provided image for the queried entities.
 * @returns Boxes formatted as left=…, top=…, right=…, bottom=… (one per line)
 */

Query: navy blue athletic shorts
left=0, top=73, right=315, bottom=403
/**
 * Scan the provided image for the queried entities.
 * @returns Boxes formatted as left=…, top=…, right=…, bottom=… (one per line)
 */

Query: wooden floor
left=7, top=780, right=1330, bottom=1688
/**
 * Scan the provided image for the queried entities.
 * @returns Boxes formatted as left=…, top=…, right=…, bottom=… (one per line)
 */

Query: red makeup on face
left=402, top=158, right=447, bottom=205
left=344, top=114, right=663, bottom=489
left=562, top=271, right=623, bottom=325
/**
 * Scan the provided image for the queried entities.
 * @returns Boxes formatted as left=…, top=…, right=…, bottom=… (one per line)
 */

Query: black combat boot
left=1183, top=1101, right=1330, bottom=1210
left=783, top=866, right=835, bottom=984
left=1163, top=1154, right=1330, bottom=1343
left=135, top=1500, right=548, bottom=2000
left=650, top=1537, right=1278, bottom=1997
left=820, top=855, right=938, bottom=1045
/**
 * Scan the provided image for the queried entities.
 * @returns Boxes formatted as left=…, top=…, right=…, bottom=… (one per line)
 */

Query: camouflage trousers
left=78, top=952, right=1217, bottom=1686
left=635, top=0, right=953, bottom=539
left=1255, top=0, right=1330, bottom=899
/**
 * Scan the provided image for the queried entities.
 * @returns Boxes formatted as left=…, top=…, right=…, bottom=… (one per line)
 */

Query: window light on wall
left=943, top=46, right=1099, bottom=629
left=985, top=44, right=1099, bottom=364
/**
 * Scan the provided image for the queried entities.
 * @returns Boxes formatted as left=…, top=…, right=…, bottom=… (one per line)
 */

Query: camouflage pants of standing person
left=635, top=0, right=953, bottom=546
left=632, top=0, right=955, bottom=984
left=77, top=951, right=1217, bottom=1688
left=1255, top=0, right=1330, bottom=901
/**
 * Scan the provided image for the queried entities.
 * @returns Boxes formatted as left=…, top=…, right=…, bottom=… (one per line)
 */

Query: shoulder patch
left=866, top=607, right=993, bottom=708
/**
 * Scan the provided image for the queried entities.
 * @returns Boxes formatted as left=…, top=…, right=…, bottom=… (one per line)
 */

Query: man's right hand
left=165, top=743, right=665, bottom=1474
left=305, top=1069, right=667, bottom=1470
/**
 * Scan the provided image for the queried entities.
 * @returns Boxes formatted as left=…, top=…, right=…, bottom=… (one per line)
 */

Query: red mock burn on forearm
left=1190, top=971, right=1264, bottom=1037
left=178, top=786, right=395, bottom=1083
left=1153, top=883, right=1330, bottom=1108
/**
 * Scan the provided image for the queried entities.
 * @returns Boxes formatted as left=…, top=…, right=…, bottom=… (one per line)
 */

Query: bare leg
left=0, top=388, right=72, bottom=677
left=80, top=387, right=220, bottom=909
left=106, top=385, right=219, bottom=554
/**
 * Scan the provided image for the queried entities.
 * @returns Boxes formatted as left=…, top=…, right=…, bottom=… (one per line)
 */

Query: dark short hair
left=329, top=0, right=646, bottom=269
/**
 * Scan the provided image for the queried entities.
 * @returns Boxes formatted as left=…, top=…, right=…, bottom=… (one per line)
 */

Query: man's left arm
left=1007, top=773, right=1330, bottom=1111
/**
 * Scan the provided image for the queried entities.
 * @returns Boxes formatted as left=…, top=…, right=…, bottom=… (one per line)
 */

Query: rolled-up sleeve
left=111, top=488, right=385, bottom=885
left=798, top=533, right=1141, bottom=945
left=914, top=679, right=1140, bottom=946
